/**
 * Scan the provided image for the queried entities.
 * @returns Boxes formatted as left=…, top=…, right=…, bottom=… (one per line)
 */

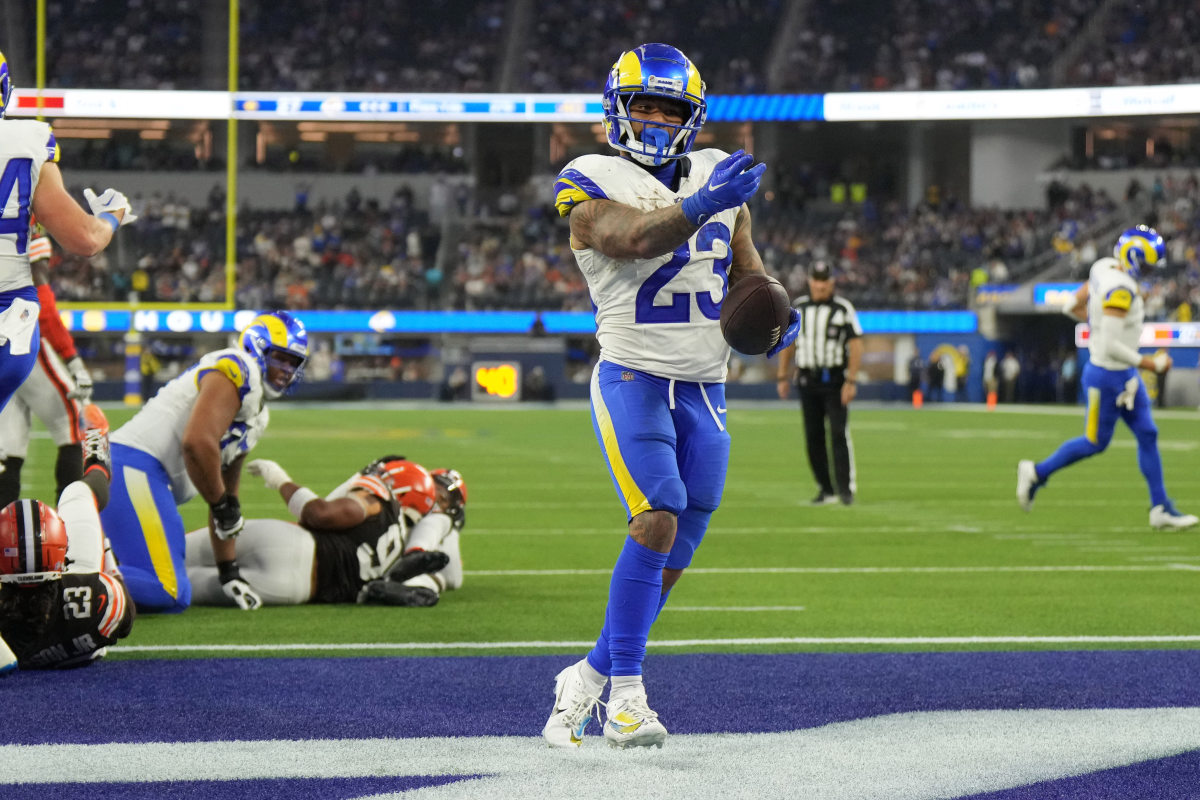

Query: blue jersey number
left=0, top=158, right=33, bottom=255
left=634, top=221, right=733, bottom=324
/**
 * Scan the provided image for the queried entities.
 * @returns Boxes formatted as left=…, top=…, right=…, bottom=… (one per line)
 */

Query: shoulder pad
left=196, top=351, right=253, bottom=400
left=554, top=156, right=613, bottom=217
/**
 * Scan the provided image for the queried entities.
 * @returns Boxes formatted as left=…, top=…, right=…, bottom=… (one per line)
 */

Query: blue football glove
left=680, top=150, right=767, bottom=225
left=766, top=307, right=802, bottom=359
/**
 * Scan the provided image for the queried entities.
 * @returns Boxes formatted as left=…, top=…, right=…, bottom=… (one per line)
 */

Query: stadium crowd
left=22, top=0, right=1200, bottom=93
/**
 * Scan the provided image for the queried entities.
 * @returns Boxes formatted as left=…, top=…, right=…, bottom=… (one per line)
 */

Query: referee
left=775, top=261, right=863, bottom=505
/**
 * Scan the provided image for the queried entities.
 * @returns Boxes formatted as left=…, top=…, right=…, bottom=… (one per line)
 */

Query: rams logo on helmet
left=238, top=311, right=309, bottom=399
left=602, top=43, right=706, bottom=167
left=1113, top=225, right=1165, bottom=278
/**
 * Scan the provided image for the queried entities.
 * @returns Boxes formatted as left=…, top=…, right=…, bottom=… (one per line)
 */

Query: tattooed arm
left=727, top=204, right=765, bottom=286
left=568, top=198, right=698, bottom=260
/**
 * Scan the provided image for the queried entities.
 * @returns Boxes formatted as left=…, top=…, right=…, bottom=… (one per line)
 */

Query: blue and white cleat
left=0, top=633, right=17, bottom=676
left=1150, top=501, right=1199, bottom=531
left=603, top=686, right=668, bottom=749
left=1016, top=460, right=1041, bottom=512
left=543, top=661, right=602, bottom=748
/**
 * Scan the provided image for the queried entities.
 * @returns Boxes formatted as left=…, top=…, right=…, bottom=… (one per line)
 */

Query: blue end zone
left=962, top=750, right=1200, bottom=799
left=0, top=776, right=480, bottom=800
left=6, top=650, right=1200, bottom=745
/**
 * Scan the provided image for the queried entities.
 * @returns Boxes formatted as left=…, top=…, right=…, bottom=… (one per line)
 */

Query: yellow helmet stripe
left=254, top=314, right=290, bottom=348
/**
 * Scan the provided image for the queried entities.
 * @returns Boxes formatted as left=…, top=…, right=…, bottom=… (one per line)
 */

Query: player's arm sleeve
left=1096, top=311, right=1143, bottom=367
left=553, top=166, right=608, bottom=217
left=35, top=283, right=78, bottom=361
left=96, top=573, right=135, bottom=640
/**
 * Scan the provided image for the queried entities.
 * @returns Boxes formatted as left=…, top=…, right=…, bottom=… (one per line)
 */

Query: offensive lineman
left=0, top=51, right=135, bottom=413
left=542, top=43, right=800, bottom=750
left=100, top=311, right=309, bottom=613
left=1017, top=225, right=1198, bottom=530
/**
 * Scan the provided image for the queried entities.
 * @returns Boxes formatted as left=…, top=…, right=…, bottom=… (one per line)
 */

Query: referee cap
left=809, top=260, right=833, bottom=281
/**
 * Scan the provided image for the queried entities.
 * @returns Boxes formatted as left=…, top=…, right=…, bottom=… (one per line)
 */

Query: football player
left=100, top=311, right=309, bottom=613
left=1017, top=225, right=1198, bottom=530
left=0, top=404, right=134, bottom=672
left=0, top=220, right=97, bottom=506
left=543, top=43, right=800, bottom=750
left=0, top=50, right=135, bottom=414
left=183, top=456, right=466, bottom=607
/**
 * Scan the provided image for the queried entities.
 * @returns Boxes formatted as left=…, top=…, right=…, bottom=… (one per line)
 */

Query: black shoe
left=811, top=491, right=838, bottom=505
left=358, top=580, right=440, bottom=607
left=388, top=549, right=450, bottom=584
left=840, top=493, right=854, bottom=506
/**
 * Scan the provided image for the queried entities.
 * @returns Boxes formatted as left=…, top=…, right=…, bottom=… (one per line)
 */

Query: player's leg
left=99, top=443, right=192, bottom=612
left=29, top=344, right=84, bottom=497
left=185, top=520, right=316, bottom=605
left=1122, top=382, right=1199, bottom=528
left=58, top=480, right=106, bottom=573
left=0, top=393, right=32, bottom=507
left=0, top=290, right=40, bottom=415
left=544, top=363, right=680, bottom=748
left=800, top=388, right=835, bottom=501
left=1020, top=364, right=1118, bottom=509
left=827, top=389, right=854, bottom=502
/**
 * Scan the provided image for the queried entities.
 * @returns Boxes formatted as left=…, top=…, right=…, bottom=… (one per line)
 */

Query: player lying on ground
left=0, top=406, right=134, bottom=673
left=184, top=456, right=466, bottom=607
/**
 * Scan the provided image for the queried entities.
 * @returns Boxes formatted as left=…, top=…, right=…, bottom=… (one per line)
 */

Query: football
left=720, top=274, right=792, bottom=354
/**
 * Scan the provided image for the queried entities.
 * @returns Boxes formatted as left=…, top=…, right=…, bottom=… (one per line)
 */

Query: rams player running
left=0, top=51, right=135, bottom=414
left=100, top=311, right=309, bottom=613
left=543, top=43, right=800, bottom=750
left=1017, top=225, right=1197, bottom=530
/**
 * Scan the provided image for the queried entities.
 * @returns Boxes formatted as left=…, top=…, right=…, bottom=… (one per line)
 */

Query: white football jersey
left=0, top=120, right=60, bottom=292
left=1086, top=256, right=1144, bottom=370
left=112, top=348, right=270, bottom=504
left=554, top=149, right=741, bottom=382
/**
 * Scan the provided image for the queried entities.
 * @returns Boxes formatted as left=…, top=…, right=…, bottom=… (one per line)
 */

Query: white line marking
left=466, top=564, right=1198, bottom=576
left=112, top=634, right=1200, bottom=654
left=665, top=605, right=807, bottom=612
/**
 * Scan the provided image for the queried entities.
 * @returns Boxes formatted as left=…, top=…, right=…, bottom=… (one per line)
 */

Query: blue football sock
left=1036, top=435, right=1103, bottom=483
left=1136, top=431, right=1168, bottom=507
left=597, top=537, right=669, bottom=677
left=587, top=587, right=674, bottom=677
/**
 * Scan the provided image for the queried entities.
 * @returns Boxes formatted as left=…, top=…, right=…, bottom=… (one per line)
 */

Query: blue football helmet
left=239, top=311, right=309, bottom=399
left=603, top=43, right=706, bottom=166
left=0, top=50, right=13, bottom=118
left=1113, top=224, right=1166, bottom=278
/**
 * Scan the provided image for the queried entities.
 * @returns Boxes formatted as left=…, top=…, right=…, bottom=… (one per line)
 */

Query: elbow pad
left=1097, top=314, right=1143, bottom=367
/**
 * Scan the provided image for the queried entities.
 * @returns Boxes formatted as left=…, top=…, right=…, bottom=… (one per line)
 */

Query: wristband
left=97, top=212, right=120, bottom=233
left=217, top=559, right=241, bottom=584
left=680, top=194, right=710, bottom=226
left=287, top=487, right=319, bottom=519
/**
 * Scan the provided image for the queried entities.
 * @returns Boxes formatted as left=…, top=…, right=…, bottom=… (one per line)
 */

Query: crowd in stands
left=47, top=172, right=1191, bottom=316
left=31, top=0, right=1200, bottom=94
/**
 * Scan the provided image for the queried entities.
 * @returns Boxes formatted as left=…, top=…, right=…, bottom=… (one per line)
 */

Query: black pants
left=798, top=378, right=853, bottom=496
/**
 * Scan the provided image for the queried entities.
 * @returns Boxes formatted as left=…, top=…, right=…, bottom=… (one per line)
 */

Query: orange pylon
left=912, top=389, right=924, bottom=409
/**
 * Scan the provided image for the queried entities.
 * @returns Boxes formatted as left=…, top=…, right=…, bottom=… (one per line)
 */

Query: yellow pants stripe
left=123, top=465, right=178, bottom=599
left=591, top=369, right=652, bottom=518
left=1085, top=387, right=1101, bottom=444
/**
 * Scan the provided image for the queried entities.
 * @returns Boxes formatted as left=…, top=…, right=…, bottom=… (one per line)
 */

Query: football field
left=6, top=402, right=1200, bottom=798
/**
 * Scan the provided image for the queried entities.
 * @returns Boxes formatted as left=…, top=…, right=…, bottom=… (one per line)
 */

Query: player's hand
left=221, top=577, right=263, bottom=610
left=766, top=307, right=801, bottom=359
left=83, top=187, right=139, bottom=227
left=247, top=458, right=292, bottom=491
left=1152, top=351, right=1171, bottom=372
left=65, top=356, right=94, bottom=402
left=210, top=494, right=245, bottom=540
left=1115, top=376, right=1139, bottom=410
left=680, top=150, right=767, bottom=225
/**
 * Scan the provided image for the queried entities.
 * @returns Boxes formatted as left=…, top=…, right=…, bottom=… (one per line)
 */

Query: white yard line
left=466, top=564, right=1198, bottom=576
left=112, top=633, right=1200, bottom=654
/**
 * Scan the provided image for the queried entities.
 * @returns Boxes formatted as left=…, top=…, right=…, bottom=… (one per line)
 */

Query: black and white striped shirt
left=792, top=295, right=862, bottom=370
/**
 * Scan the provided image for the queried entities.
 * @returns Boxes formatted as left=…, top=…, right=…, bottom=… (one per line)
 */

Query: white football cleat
left=1150, top=502, right=1199, bottom=531
left=543, top=661, right=602, bottom=748
left=603, top=686, right=668, bottom=749
left=1016, top=460, right=1040, bottom=512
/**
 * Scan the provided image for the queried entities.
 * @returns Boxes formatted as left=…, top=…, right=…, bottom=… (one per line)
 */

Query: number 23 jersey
left=2, top=572, right=134, bottom=669
left=555, top=149, right=740, bottom=383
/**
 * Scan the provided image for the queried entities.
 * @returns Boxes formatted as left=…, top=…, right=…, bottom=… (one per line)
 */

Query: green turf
left=20, top=402, right=1200, bottom=658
